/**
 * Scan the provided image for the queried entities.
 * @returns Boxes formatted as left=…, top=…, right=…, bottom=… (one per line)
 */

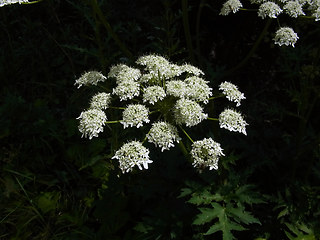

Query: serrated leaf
left=204, top=213, right=245, bottom=240
left=234, top=185, right=266, bottom=205
left=284, top=222, right=316, bottom=240
left=277, top=207, right=289, bottom=219
left=188, top=190, right=217, bottom=205
left=192, top=207, right=219, bottom=225
left=178, top=188, right=192, bottom=198
left=227, top=205, right=261, bottom=225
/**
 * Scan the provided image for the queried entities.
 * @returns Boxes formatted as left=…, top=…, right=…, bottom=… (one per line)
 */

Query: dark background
left=1, top=0, right=319, bottom=239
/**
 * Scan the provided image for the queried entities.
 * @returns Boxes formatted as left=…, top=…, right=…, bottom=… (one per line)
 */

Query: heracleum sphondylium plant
left=220, top=0, right=320, bottom=47
left=76, top=54, right=247, bottom=173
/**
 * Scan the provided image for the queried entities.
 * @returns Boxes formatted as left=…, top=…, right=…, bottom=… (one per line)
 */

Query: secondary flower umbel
left=112, top=141, right=153, bottom=173
left=77, top=108, right=107, bottom=140
left=219, top=81, right=245, bottom=107
left=191, top=138, right=225, bottom=170
left=274, top=27, right=299, bottom=47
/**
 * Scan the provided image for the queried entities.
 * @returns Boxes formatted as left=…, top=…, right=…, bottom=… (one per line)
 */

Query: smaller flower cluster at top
left=219, top=0, right=320, bottom=47
left=75, top=54, right=248, bottom=174
left=0, top=0, right=32, bottom=7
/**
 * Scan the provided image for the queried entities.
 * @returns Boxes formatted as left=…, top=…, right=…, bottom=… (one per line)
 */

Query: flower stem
left=105, top=120, right=121, bottom=124
left=207, top=117, right=219, bottom=121
left=207, top=94, right=224, bottom=101
left=150, top=109, right=161, bottom=115
left=109, top=106, right=126, bottom=110
left=23, top=0, right=43, bottom=4
left=179, top=126, right=194, bottom=143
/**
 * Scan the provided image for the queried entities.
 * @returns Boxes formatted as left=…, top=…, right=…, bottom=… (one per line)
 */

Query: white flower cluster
left=258, top=2, right=283, bottom=19
left=90, top=92, right=112, bottom=110
left=77, top=109, right=107, bottom=140
left=76, top=54, right=248, bottom=173
left=121, top=104, right=150, bottom=128
left=147, top=122, right=181, bottom=151
left=108, top=64, right=141, bottom=83
left=185, top=77, right=213, bottom=103
left=219, top=81, right=245, bottom=107
left=283, top=1, right=305, bottom=17
left=219, top=108, right=248, bottom=135
left=75, top=71, right=107, bottom=88
left=191, top=138, right=225, bottom=170
left=220, top=0, right=243, bottom=15
left=173, top=98, right=208, bottom=127
left=143, top=86, right=166, bottom=105
left=220, top=0, right=320, bottom=47
left=0, top=0, right=29, bottom=7
left=112, top=141, right=153, bottom=173
left=112, top=79, right=140, bottom=101
left=274, top=27, right=299, bottom=47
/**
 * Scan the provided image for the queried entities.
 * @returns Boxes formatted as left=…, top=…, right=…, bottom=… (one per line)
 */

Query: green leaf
left=204, top=213, right=245, bottom=240
left=284, top=222, right=316, bottom=240
left=193, top=207, right=219, bottom=225
left=37, top=191, right=60, bottom=214
left=234, top=185, right=266, bottom=205
left=227, top=204, right=261, bottom=225
left=178, top=188, right=192, bottom=198
left=188, top=190, right=220, bottom=205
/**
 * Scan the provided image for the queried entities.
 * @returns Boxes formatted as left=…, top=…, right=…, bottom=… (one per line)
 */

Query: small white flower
left=258, top=2, right=282, bottom=19
left=219, top=108, right=248, bottom=135
left=219, top=81, right=245, bottom=107
left=191, top=138, right=225, bottom=170
left=310, top=0, right=320, bottom=8
left=312, top=7, right=320, bottom=21
left=283, top=1, right=305, bottom=18
left=143, top=86, right=166, bottom=105
left=173, top=98, right=208, bottom=127
left=136, top=54, right=182, bottom=79
left=136, top=54, right=168, bottom=67
left=166, top=80, right=188, bottom=98
left=274, top=27, right=299, bottom=47
left=75, top=71, right=107, bottom=88
left=298, top=0, right=310, bottom=5
left=180, top=64, right=204, bottom=76
left=139, top=73, right=154, bottom=83
left=112, top=80, right=140, bottom=101
left=121, top=104, right=150, bottom=128
left=112, top=141, right=153, bottom=173
left=185, top=76, right=212, bottom=104
left=147, top=122, right=181, bottom=151
left=108, top=64, right=141, bottom=83
left=90, top=92, right=112, bottom=110
left=77, top=108, right=107, bottom=139
left=220, top=0, right=243, bottom=15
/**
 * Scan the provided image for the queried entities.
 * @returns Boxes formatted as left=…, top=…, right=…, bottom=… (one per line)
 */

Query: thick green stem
left=179, top=126, right=194, bottom=143
left=105, top=120, right=121, bottom=124
left=23, top=0, right=44, bottom=5
left=109, top=106, right=126, bottom=110
left=207, top=117, right=219, bottom=121
left=207, top=94, right=224, bottom=101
